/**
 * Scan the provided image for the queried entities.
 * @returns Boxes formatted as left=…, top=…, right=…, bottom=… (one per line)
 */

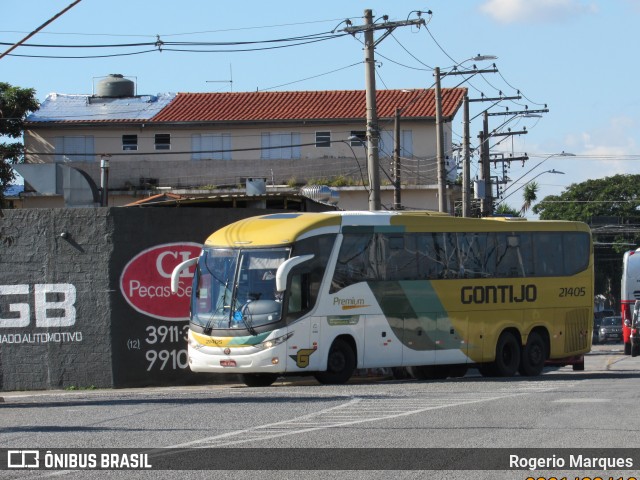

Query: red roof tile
left=151, top=89, right=466, bottom=123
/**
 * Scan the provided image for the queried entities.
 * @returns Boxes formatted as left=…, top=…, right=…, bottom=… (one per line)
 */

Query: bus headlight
left=254, top=332, right=293, bottom=351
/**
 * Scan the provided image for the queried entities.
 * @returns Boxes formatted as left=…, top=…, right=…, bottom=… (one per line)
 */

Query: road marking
left=165, top=380, right=577, bottom=449
left=553, top=398, right=611, bottom=403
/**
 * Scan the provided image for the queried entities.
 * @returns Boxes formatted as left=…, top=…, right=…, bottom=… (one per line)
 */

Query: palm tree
left=520, top=181, right=539, bottom=215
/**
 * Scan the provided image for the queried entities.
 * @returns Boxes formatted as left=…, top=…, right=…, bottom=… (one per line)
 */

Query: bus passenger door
left=363, top=314, right=403, bottom=368
left=286, top=316, right=322, bottom=372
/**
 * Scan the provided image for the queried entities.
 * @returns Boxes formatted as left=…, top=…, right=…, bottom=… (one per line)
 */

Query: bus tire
left=624, top=342, right=631, bottom=355
left=493, top=331, right=521, bottom=377
left=519, top=331, right=546, bottom=377
left=314, top=338, right=355, bottom=385
left=241, top=373, right=279, bottom=387
left=572, top=361, right=585, bottom=371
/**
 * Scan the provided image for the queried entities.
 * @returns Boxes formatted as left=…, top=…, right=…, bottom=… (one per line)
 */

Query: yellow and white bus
left=171, top=211, right=593, bottom=387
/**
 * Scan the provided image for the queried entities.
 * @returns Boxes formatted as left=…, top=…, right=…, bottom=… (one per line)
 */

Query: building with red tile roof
left=20, top=81, right=466, bottom=210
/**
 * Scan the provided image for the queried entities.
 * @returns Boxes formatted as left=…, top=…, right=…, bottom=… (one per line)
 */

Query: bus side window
left=534, top=233, right=562, bottom=276
left=330, top=233, right=373, bottom=292
left=563, top=232, right=590, bottom=274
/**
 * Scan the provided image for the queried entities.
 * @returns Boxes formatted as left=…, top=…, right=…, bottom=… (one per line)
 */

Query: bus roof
left=205, top=211, right=590, bottom=248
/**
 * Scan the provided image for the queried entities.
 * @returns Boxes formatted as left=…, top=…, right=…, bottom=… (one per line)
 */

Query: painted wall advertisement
left=115, top=242, right=206, bottom=386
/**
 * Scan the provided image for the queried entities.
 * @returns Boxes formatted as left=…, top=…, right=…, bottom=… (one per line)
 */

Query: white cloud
left=479, top=0, right=597, bottom=24
left=567, top=115, right=638, bottom=157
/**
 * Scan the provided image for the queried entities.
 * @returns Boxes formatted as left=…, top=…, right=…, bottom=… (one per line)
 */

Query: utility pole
left=482, top=112, right=491, bottom=215
left=435, top=66, right=497, bottom=215
left=393, top=108, right=402, bottom=210
left=467, top=93, right=525, bottom=216
left=481, top=107, right=545, bottom=213
left=363, top=10, right=380, bottom=211
left=435, top=67, right=447, bottom=213
left=344, top=10, right=425, bottom=211
left=462, top=96, right=470, bottom=217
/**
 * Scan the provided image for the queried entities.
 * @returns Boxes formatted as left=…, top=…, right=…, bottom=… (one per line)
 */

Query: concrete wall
left=0, top=207, right=278, bottom=391
left=0, top=209, right=113, bottom=391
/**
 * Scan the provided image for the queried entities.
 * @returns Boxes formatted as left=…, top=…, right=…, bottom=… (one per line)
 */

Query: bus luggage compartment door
left=363, top=314, right=403, bottom=368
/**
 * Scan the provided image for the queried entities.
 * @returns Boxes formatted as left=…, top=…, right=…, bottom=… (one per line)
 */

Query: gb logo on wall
left=120, top=243, right=201, bottom=321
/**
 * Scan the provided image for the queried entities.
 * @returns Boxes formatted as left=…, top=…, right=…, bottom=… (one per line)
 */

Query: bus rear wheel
left=241, top=373, right=279, bottom=387
left=314, top=338, right=355, bottom=385
left=492, top=331, right=521, bottom=377
left=519, top=331, right=546, bottom=377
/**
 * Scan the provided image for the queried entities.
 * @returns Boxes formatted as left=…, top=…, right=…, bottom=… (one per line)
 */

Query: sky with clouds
left=2, top=0, right=638, bottom=213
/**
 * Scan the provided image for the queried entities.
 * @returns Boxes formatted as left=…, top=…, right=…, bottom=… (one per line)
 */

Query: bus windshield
left=192, top=247, right=290, bottom=331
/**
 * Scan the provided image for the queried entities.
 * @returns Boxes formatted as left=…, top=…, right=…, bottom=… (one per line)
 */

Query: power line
left=0, top=0, right=82, bottom=61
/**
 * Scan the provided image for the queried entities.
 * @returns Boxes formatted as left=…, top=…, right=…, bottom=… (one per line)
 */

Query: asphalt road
left=1, top=343, right=639, bottom=480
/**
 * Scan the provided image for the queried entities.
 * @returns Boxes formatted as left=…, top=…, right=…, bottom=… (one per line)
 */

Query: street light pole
left=499, top=169, right=565, bottom=205
left=500, top=151, right=575, bottom=198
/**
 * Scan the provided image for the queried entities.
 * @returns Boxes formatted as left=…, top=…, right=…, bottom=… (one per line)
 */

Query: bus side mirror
left=275, top=254, right=314, bottom=292
left=171, top=257, right=198, bottom=293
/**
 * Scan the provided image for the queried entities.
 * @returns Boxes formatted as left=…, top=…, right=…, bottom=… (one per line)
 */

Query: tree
left=0, top=82, right=39, bottom=200
left=532, top=174, right=640, bottom=306
left=533, top=174, right=640, bottom=225
left=520, top=181, right=539, bottom=215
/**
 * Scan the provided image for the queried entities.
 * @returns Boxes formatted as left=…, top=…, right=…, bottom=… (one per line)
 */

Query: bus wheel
left=572, top=361, right=585, bottom=371
left=241, top=373, right=279, bottom=387
left=494, top=331, right=521, bottom=377
left=519, top=332, right=546, bottom=377
left=314, top=339, right=355, bottom=385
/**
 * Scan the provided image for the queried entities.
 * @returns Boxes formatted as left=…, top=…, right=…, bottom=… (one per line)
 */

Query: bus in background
left=620, top=248, right=640, bottom=354
left=171, top=211, right=593, bottom=387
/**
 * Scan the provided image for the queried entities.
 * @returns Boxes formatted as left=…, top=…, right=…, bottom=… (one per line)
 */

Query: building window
left=379, top=129, right=413, bottom=158
left=261, top=132, right=301, bottom=159
left=191, top=134, right=232, bottom=160
left=315, top=131, right=331, bottom=148
left=54, top=136, right=95, bottom=162
left=122, top=134, right=138, bottom=151
left=155, top=133, right=171, bottom=150
left=350, top=131, right=366, bottom=147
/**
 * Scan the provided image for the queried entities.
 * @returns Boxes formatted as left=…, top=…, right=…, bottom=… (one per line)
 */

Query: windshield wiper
left=240, top=301, right=257, bottom=336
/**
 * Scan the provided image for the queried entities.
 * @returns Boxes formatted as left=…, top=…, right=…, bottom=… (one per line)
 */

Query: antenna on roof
left=206, top=64, right=233, bottom=92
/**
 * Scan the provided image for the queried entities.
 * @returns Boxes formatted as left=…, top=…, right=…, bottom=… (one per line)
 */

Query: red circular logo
left=120, top=242, right=201, bottom=321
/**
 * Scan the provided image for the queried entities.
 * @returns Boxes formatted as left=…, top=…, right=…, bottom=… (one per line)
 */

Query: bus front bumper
left=187, top=344, right=288, bottom=374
